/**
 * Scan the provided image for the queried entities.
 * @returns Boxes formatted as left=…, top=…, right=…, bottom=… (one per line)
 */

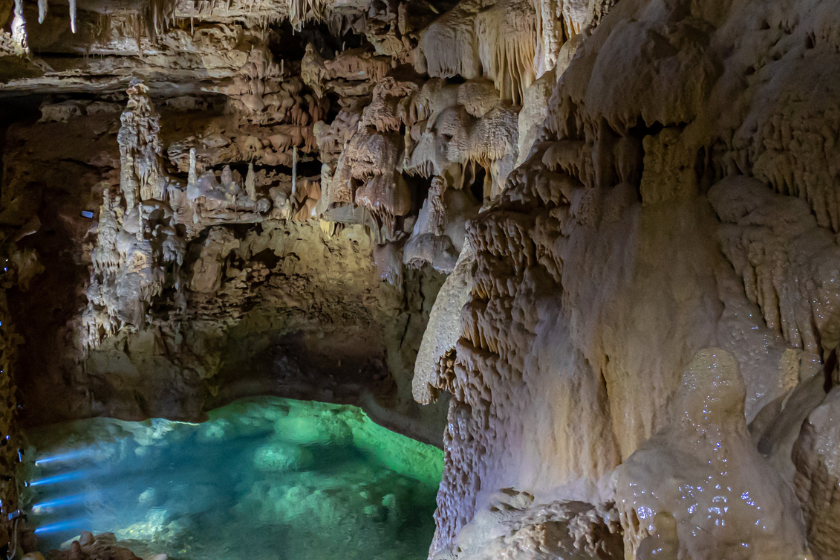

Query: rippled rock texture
left=415, top=0, right=840, bottom=559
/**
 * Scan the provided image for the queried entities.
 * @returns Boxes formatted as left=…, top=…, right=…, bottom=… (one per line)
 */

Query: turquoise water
left=22, top=397, right=443, bottom=560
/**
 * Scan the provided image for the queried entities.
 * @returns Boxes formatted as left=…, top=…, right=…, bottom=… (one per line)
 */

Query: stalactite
left=475, top=0, right=537, bottom=104
left=37, top=0, right=48, bottom=25
left=69, top=0, right=77, bottom=33
left=289, top=0, right=328, bottom=31
left=147, top=0, right=178, bottom=40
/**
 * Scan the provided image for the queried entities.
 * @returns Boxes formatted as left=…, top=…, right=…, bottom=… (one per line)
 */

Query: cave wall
left=0, top=0, right=597, bottom=439
left=2, top=84, right=451, bottom=443
left=0, top=0, right=466, bottom=444
left=414, top=0, right=840, bottom=558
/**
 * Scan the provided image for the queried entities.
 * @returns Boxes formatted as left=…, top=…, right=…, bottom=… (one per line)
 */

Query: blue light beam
left=34, top=519, right=88, bottom=535
left=29, top=471, right=89, bottom=487
left=31, top=495, right=86, bottom=512
left=35, top=450, right=91, bottom=466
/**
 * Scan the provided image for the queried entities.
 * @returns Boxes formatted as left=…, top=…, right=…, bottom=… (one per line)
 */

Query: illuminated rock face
left=414, top=0, right=840, bottom=558
left=2, top=0, right=840, bottom=558
left=616, top=349, right=808, bottom=559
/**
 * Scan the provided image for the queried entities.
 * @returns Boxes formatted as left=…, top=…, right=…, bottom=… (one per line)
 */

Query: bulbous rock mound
left=616, top=349, right=808, bottom=559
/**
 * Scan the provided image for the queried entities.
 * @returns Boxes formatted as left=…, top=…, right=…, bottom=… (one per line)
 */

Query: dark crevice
left=469, top=165, right=487, bottom=202
left=824, top=348, right=836, bottom=393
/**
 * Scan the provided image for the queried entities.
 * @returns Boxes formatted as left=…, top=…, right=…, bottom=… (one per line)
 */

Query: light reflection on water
left=23, top=397, right=443, bottom=560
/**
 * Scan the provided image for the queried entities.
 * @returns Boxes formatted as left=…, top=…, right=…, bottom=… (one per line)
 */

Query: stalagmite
left=118, top=79, right=167, bottom=206
left=188, top=148, right=198, bottom=186
left=246, top=163, right=256, bottom=200
left=11, top=0, right=27, bottom=52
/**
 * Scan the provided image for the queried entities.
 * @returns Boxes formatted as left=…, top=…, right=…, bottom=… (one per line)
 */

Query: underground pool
left=21, top=397, right=444, bottom=560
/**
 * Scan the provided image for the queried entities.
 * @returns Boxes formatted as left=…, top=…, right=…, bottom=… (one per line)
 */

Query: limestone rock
left=794, top=387, right=840, bottom=559
left=616, top=349, right=808, bottom=559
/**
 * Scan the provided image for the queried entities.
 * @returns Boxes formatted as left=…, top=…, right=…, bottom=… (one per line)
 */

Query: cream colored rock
left=517, top=68, right=556, bottom=167
left=709, top=176, right=840, bottom=357
left=404, top=177, right=480, bottom=273
left=419, top=1, right=840, bottom=558
left=433, top=490, right=622, bottom=560
left=405, top=101, right=519, bottom=198
left=615, top=348, right=809, bottom=559
left=794, top=387, right=840, bottom=559
left=414, top=240, right=475, bottom=404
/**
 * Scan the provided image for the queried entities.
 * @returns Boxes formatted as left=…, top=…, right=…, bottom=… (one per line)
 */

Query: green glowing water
left=23, top=397, right=443, bottom=560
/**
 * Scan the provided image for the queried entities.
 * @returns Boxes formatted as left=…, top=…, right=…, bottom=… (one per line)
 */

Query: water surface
left=23, top=397, right=443, bottom=560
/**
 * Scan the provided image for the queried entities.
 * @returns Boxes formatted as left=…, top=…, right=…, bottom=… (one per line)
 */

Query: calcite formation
left=616, top=349, right=808, bottom=559
left=2, top=0, right=840, bottom=558
left=415, top=0, right=840, bottom=558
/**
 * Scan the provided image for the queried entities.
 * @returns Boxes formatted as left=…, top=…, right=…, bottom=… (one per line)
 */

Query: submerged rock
left=253, top=443, right=314, bottom=472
